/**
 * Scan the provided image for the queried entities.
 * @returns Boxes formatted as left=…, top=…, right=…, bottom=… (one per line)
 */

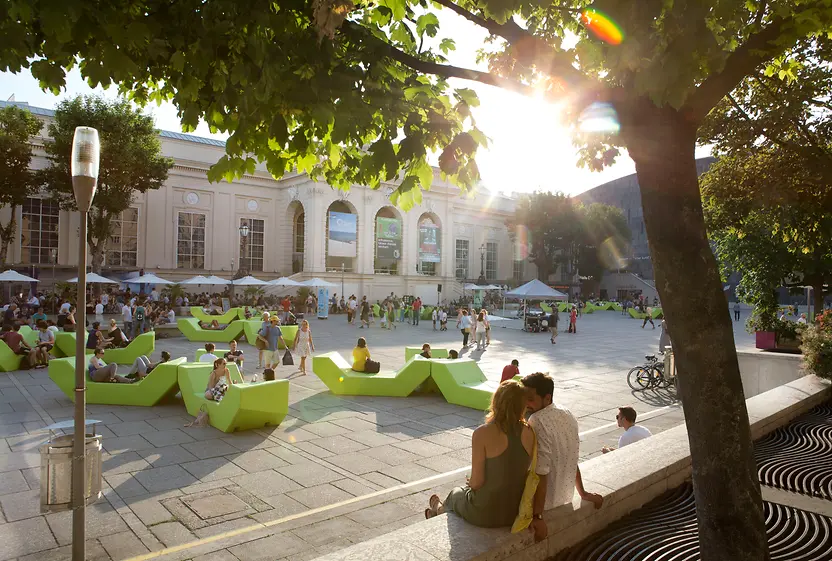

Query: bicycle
left=627, top=354, right=671, bottom=390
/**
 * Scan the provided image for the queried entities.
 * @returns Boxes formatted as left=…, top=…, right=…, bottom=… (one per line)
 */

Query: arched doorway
left=288, top=201, right=305, bottom=274
left=417, top=213, right=441, bottom=276
left=326, top=201, right=358, bottom=272
left=374, top=206, right=402, bottom=275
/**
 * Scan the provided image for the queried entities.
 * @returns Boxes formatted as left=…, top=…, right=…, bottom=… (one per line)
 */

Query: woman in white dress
left=292, top=320, right=315, bottom=375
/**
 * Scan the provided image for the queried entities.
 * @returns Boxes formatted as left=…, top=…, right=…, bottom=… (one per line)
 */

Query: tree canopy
left=506, top=192, right=629, bottom=286
left=38, top=96, right=173, bottom=273
left=0, top=105, right=42, bottom=266
left=701, top=38, right=832, bottom=318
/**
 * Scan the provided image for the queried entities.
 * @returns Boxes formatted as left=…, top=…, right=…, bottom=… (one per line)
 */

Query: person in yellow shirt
left=352, top=337, right=380, bottom=373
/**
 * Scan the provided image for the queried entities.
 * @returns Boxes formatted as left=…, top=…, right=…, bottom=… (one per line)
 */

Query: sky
left=0, top=8, right=710, bottom=197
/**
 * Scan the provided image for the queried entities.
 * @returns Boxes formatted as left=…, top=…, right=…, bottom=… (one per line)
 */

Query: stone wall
left=738, top=350, right=805, bottom=398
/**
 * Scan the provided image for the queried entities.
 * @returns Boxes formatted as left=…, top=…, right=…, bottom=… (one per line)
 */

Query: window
left=455, top=239, right=469, bottom=280
left=513, top=260, right=524, bottom=282
left=294, top=212, right=305, bottom=254
left=106, top=207, right=139, bottom=267
left=240, top=218, right=265, bottom=272
left=20, top=197, right=59, bottom=264
left=176, top=212, right=206, bottom=269
left=486, top=242, right=498, bottom=280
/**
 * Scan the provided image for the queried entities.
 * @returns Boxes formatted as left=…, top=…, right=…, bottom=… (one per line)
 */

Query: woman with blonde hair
left=292, top=319, right=315, bottom=376
left=424, top=380, right=533, bottom=526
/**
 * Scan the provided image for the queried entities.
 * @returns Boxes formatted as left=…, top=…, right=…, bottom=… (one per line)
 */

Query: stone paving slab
left=0, top=311, right=756, bottom=560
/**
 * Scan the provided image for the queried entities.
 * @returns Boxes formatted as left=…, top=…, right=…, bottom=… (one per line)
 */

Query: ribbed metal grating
left=554, top=483, right=832, bottom=561
left=755, top=402, right=832, bottom=499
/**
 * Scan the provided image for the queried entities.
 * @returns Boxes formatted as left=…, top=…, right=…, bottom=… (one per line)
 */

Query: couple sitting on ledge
left=424, top=372, right=603, bottom=542
left=197, top=319, right=227, bottom=330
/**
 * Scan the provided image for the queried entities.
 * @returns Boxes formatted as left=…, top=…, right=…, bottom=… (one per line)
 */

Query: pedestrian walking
left=549, top=308, right=559, bottom=344
left=567, top=306, right=577, bottom=334
left=733, top=302, right=741, bottom=321
left=432, top=308, right=438, bottom=331
left=459, top=309, right=472, bottom=347
left=292, top=319, right=314, bottom=375
left=642, top=306, right=655, bottom=329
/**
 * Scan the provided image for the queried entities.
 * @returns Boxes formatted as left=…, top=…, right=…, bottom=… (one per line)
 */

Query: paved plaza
left=0, top=310, right=757, bottom=561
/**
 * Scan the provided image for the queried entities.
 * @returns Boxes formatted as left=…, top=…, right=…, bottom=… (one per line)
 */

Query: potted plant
left=747, top=307, right=777, bottom=350
left=801, top=311, right=832, bottom=380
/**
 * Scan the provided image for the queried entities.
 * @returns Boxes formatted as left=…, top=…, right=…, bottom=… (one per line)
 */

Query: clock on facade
left=184, top=192, right=199, bottom=205
left=247, top=200, right=259, bottom=212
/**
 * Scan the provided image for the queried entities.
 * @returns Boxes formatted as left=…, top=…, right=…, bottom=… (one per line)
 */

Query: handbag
left=282, top=349, right=294, bottom=366
left=512, top=426, right=540, bottom=533
left=185, top=404, right=210, bottom=427
left=255, top=335, right=267, bottom=350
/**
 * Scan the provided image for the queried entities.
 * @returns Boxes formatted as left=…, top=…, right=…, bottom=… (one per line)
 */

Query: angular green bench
left=0, top=340, right=27, bottom=372
left=240, top=320, right=297, bottom=349
left=404, top=346, right=450, bottom=361
left=177, top=318, right=245, bottom=343
left=311, top=352, right=431, bottom=397
left=17, top=325, right=40, bottom=346
left=429, top=358, right=503, bottom=411
left=189, top=307, right=241, bottom=324
left=48, top=355, right=187, bottom=406
left=177, top=362, right=288, bottom=432
left=628, top=308, right=647, bottom=320
left=54, top=332, right=156, bottom=364
left=540, top=303, right=552, bottom=313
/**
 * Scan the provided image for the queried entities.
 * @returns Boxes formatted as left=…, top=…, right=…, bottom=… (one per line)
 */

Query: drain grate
left=755, top=402, right=832, bottom=500
left=553, top=483, right=832, bottom=561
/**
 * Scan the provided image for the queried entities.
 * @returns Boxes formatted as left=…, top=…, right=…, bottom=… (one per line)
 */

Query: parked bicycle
left=627, top=354, right=673, bottom=390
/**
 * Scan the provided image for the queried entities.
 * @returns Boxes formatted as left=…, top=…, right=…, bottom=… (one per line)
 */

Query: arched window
left=289, top=201, right=305, bottom=274
left=326, top=201, right=358, bottom=272
left=417, top=213, right=441, bottom=276
left=374, top=206, right=402, bottom=275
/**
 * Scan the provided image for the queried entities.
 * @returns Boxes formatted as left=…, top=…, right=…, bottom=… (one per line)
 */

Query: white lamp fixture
left=71, top=127, right=100, bottom=212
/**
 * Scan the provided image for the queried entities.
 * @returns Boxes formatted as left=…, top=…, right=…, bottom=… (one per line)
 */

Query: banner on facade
left=376, top=217, right=401, bottom=260
left=317, top=288, right=329, bottom=319
left=328, top=212, right=357, bottom=257
left=418, top=223, right=441, bottom=263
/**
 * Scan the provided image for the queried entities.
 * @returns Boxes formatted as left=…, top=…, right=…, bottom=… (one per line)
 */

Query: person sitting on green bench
left=89, top=348, right=134, bottom=383
left=199, top=343, right=219, bottom=363
left=224, top=340, right=244, bottom=372
left=352, top=337, right=380, bottom=373
left=128, top=351, right=172, bottom=380
left=1, top=323, right=38, bottom=368
left=35, top=320, right=55, bottom=367
left=420, top=343, right=432, bottom=358
left=87, top=322, right=113, bottom=350
left=204, top=357, right=235, bottom=401
left=107, top=319, right=129, bottom=347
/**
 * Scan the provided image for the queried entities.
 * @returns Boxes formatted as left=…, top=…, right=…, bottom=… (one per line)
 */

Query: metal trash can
left=40, top=425, right=103, bottom=513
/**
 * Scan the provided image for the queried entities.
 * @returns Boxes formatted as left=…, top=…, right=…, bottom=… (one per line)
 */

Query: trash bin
left=40, top=432, right=103, bottom=513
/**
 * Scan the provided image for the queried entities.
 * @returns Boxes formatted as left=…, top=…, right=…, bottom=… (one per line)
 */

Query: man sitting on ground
left=199, top=343, right=219, bottom=363
left=501, top=359, right=520, bottom=382
left=522, top=372, right=604, bottom=543
left=602, top=406, right=653, bottom=453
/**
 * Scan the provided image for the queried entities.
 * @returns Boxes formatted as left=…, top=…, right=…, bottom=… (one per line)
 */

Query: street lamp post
left=238, top=223, right=250, bottom=276
left=477, top=244, right=486, bottom=285
left=70, top=126, right=100, bottom=561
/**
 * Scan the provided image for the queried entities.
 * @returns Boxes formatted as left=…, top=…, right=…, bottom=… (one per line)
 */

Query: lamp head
left=71, top=127, right=100, bottom=212
left=239, top=224, right=250, bottom=237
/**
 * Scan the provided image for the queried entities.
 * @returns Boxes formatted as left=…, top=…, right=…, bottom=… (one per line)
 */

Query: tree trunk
left=0, top=208, right=17, bottom=268
left=625, top=104, right=769, bottom=561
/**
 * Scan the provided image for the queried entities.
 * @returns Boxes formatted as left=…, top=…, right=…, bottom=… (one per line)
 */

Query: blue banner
left=317, top=287, right=329, bottom=319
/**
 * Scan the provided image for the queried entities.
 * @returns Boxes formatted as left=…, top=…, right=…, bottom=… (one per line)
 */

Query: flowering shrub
left=801, top=311, right=832, bottom=381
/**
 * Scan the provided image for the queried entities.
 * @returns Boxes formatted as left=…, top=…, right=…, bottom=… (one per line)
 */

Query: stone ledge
left=310, top=375, right=831, bottom=561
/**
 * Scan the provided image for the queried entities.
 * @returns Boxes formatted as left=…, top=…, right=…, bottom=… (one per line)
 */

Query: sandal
left=426, top=494, right=443, bottom=518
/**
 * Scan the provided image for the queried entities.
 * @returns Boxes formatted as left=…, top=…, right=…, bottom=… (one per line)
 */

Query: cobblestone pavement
left=0, top=310, right=756, bottom=560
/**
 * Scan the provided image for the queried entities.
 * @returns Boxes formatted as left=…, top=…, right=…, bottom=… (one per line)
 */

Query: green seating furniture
left=404, top=346, right=450, bottom=361
left=540, top=303, right=552, bottom=313
left=189, top=307, right=241, bottom=324
left=48, top=355, right=187, bottom=406
left=583, top=303, right=595, bottom=314
left=0, top=340, right=25, bottom=372
left=652, top=307, right=664, bottom=319
left=628, top=308, right=647, bottom=320
left=558, top=302, right=570, bottom=312
left=178, top=318, right=245, bottom=343
left=372, top=304, right=381, bottom=317
left=312, top=352, right=431, bottom=397
left=241, top=320, right=297, bottom=349
left=17, top=325, right=39, bottom=347
left=53, top=332, right=156, bottom=364
left=429, top=358, right=501, bottom=411
left=177, top=362, right=288, bottom=432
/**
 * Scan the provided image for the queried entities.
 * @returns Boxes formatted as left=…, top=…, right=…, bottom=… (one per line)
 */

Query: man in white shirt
left=167, top=308, right=175, bottom=323
left=94, top=301, right=104, bottom=324
left=121, top=302, right=133, bottom=335
left=523, top=372, right=603, bottom=542
left=602, top=407, right=653, bottom=453
left=151, top=289, right=160, bottom=302
left=101, top=292, right=109, bottom=308
left=59, top=301, right=71, bottom=316
left=199, top=343, right=219, bottom=363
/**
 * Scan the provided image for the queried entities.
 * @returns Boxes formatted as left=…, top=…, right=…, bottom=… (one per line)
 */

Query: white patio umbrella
left=302, top=278, right=337, bottom=288
left=268, top=277, right=303, bottom=287
left=122, top=273, right=174, bottom=285
left=178, top=275, right=212, bottom=285
left=232, top=275, right=269, bottom=286
left=66, top=273, right=119, bottom=284
left=0, top=270, right=39, bottom=283
left=202, top=275, right=232, bottom=285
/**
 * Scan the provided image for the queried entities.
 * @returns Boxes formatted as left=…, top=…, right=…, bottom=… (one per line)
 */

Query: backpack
left=135, top=307, right=145, bottom=321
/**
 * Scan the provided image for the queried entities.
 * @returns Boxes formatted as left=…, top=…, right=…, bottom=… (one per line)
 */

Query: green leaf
left=379, top=0, right=406, bottom=21
left=439, top=38, right=456, bottom=54
left=416, top=13, right=439, bottom=37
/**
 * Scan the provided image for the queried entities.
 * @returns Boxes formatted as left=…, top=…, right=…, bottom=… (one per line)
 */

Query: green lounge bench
left=429, top=358, right=502, bottom=411
left=628, top=308, right=647, bottom=320
left=404, top=346, right=450, bottom=361
left=652, top=307, right=664, bottom=319
left=177, top=318, right=245, bottom=343
left=17, top=325, right=40, bottom=347
left=240, top=320, right=298, bottom=349
left=540, top=303, right=552, bottom=313
left=177, top=362, right=289, bottom=432
left=0, top=340, right=26, bottom=372
left=189, top=307, right=241, bottom=324
left=311, top=352, right=431, bottom=397
left=54, top=332, right=156, bottom=364
left=48, top=355, right=187, bottom=406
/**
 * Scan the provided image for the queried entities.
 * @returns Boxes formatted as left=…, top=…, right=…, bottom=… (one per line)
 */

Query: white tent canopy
left=302, top=278, right=337, bottom=288
left=0, top=270, right=39, bottom=283
left=66, top=273, right=119, bottom=284
left=463, top=283, right=502, bottom=290
left=504, top=279, right=568, bottom=300
left=122, top=273, right=174, bottom=285
left=232, top=275, right=268, bottom=286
